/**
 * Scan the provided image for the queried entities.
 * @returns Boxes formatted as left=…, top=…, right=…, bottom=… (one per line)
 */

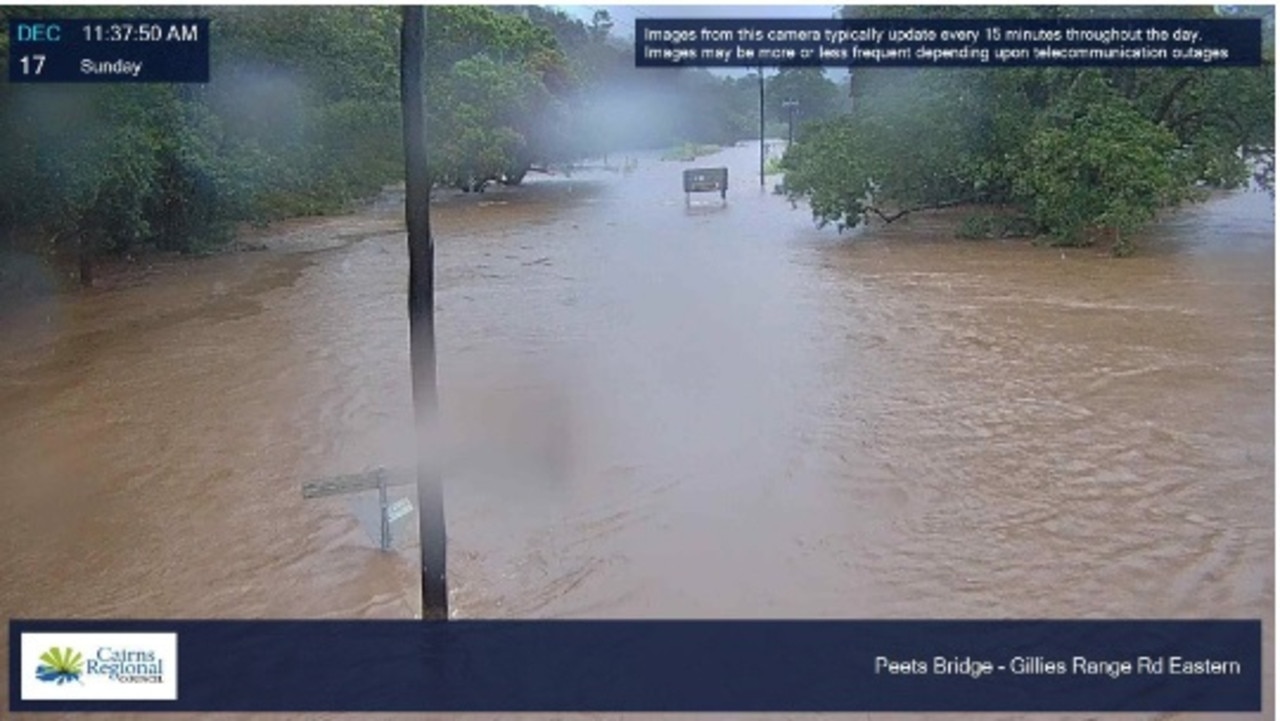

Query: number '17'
left=20, top=55, right=47, bottom=75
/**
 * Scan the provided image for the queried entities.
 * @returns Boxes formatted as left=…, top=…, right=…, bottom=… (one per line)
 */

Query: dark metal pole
left=783, top=99, right=799, bottom=147
left=758, top=64, right=765, bottom=186
left=401, top=5, right=448, bottom=621
left=378, top=475, right=390, bottom=551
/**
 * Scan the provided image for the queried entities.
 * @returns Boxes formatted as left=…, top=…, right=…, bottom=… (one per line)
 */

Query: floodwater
left=0, top=143, right=1273, bottom=720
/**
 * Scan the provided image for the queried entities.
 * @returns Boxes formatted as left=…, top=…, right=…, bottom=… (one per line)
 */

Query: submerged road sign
left=684, top=167, right=728, bottom=205
left=301, top=467, right=417, bottom=551
left=386, top=497, right=415, bottom=524
left=301, top=467, right=413, bottom=499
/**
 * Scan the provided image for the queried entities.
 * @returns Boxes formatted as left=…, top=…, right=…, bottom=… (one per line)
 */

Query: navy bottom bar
left=10, top=620, right=1261, bottom=712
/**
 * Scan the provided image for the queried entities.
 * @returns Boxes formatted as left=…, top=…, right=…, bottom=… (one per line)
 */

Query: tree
left=782, top=5, right=1275, bottom=254
left=767, top=68, right=842, bottom=126
left=423, top=6, right=573, bottom=187
left=432, top=55, right=548, bottom=189
left=1011, top=73, right=1185, bottom=255
left=588, top=9, right=614, bottom=43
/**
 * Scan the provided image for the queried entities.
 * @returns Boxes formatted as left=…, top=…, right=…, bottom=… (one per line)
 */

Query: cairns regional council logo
left=20, top=632, right=178, bottom=701
left=35, top=647, right=84, bottom=684
left=36, top=645, right=165, bottom=684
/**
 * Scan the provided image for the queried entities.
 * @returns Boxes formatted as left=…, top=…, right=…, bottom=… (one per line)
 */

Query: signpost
left=300, top=469, right=416, bottom=551
left=683, top=167, right=729, bottom=205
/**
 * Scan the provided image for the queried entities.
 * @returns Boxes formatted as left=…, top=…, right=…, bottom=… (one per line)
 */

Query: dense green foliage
left=1, top=5, right=843, bottom=288
left=782, top=5, right=1275, bottom=254
left=0, top=7, right=570, bottom=255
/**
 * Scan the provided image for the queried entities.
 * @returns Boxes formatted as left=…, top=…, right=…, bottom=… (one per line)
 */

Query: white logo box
left=21, top=632, right=178, bottom=701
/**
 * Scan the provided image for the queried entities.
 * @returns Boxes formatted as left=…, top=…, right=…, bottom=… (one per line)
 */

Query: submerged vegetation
left=780, top=5, right=1275, bottom=255
left=660, top=142, right=724, bottom=162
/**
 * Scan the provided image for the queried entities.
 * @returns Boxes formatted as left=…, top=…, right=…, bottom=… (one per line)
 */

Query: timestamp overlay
left=7, top=18, right=209, bottom=83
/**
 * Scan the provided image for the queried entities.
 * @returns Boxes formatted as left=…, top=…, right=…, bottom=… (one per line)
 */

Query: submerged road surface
left=0, top=144, right=1273, bottom=720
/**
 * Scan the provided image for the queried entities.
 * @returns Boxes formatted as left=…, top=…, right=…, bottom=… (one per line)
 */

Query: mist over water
left=0, top=142, right=1272, bottom=720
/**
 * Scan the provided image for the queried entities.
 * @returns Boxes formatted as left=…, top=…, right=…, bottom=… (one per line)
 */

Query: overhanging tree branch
left=1155, top=73, right=1197, bottom=126
left=866, top=196, right=985, bottom=224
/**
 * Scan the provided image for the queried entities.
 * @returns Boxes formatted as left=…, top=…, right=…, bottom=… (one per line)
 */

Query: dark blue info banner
left=7, top=19, right=210, bottom=83
left=9, top=620, right=1261, bottom=712
left=635, top=18, right=1262, bottom=67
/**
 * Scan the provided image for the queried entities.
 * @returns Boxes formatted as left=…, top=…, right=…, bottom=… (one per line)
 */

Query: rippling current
left=0, top=144, right=1272, bottom=720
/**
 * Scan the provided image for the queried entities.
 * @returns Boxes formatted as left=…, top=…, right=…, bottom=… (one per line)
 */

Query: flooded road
left=0, top=143, right=1272, bottom=720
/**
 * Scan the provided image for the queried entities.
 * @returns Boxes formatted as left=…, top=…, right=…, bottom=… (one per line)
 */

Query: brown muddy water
left=0, top=144, right=1273, bottom=721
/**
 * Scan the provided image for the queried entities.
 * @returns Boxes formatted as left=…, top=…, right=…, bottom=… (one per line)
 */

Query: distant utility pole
left=401, top=5, right=448, bottom=621
left=783, top=99, right=799, bottom=146
left=758, top=64, right=765, bottom=187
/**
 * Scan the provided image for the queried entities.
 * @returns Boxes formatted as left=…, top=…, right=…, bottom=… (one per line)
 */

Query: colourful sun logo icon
left=35, top=647, right=84, bottom=684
